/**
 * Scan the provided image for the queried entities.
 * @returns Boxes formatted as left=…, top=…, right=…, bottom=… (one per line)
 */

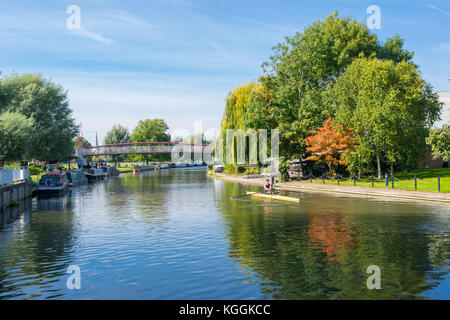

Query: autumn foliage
left=305, top=118, right=356, bottom=175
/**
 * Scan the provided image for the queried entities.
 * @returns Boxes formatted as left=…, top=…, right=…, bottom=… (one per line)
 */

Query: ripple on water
left=0, top=169, right=449, bottom=299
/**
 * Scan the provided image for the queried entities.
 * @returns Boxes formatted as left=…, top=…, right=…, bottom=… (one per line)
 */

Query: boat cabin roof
left=45, top=172, right=66, bottom=176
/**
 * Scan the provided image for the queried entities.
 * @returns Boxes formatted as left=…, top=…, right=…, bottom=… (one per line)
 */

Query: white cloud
left=438, top=43, right=450, bottom=53
left=73, top=29, right=114, bottom=45
left=428, top=4, right=450, bottom=17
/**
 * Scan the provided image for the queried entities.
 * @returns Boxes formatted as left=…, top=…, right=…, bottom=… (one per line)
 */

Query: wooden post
left=353, top=174, right=356, bottom=186
left=337, top=173, right=340, bottom=185
left=322, top=173, right=325, bottom=184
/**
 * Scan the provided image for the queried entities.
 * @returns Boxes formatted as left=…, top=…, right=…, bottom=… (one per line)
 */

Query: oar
left=274, top=188, right=302, bottom=194
left=231, top=191, right=256, bottom=199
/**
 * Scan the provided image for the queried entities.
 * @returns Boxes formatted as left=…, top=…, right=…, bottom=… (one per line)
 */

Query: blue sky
left=0, top=0, right=449, bottom=144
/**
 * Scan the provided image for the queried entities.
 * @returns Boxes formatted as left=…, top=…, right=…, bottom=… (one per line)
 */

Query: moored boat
left=101, top=166, right=119, bottom=177
left=38, top=172, right=70, bottom=197
left=133, top=164, right=154, bottom=172
left=85, top=167, right=104, bottom=182
left=67, top=170, right=88, bottom=186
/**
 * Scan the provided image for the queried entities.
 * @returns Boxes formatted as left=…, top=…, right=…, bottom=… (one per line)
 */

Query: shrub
left=29, top=165, right=42, bottom=175
left=279, top=159, right=290, bottom=182
left=224, top=164, right=235, bottom=175
left=244, top=168, right=260, bottom=175
left=236, top=166, right=246, bottom=174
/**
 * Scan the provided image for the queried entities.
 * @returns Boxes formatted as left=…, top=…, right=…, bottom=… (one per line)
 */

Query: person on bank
left=264, top=179, right=273, bottom=194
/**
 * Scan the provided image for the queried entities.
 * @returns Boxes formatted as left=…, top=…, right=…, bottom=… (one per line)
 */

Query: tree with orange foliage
left=305, top=118, right=355, bottom=176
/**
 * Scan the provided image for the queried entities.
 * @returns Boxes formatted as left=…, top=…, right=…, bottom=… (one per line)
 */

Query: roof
left=44, top=172, right=66, bottom=176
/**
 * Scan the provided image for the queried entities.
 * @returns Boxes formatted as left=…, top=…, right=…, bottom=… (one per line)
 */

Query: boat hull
left=246, top=191, right=300, bottom=203
left=85, top=174, right=104, bottom=182
left=38, top=186, right=70, bottom=198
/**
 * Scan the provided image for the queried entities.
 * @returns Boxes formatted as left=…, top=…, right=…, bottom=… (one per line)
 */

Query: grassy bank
left=293, top=168, right=449, bottom=193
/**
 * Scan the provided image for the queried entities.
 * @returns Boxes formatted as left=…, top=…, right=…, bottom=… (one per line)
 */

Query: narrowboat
left=67, top=170, right=88, bottom=186
left=38, top=172, right=70, bottom=197
left=85, top=167, right=104, bottom=182
left=101, top=166, right=119, bottom=177
left=133, top=164, right=154, bottom=172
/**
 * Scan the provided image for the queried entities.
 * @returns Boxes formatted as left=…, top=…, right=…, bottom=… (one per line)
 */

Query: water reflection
left=0, top=169, right=449, bottom=299
left=215, top=179, right=450, bottom=299
left=0, top=194, right=77, bottom=299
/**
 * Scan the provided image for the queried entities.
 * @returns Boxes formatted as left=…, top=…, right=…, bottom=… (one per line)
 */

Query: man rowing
left=264, top=179, right=273, bottom=194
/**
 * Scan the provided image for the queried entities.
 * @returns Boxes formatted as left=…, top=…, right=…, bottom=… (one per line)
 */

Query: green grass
left=294, top=168, right=450, bottom=193
left=30, top=172, right=46, bottom=184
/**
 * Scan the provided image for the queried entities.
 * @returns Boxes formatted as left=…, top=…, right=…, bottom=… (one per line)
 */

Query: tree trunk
left=376, top=155, right=381, bottom=179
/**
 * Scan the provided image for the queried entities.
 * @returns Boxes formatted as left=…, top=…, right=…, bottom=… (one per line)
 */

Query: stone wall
left=0, top=182, right=32, bottom=210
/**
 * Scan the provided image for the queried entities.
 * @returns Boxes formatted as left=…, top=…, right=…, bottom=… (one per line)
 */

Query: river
left=0, top=168, right=449, bottom=299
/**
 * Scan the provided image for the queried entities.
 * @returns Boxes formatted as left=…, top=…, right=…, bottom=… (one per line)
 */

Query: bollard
left=438, top=176, right=440, bottom=192
left=371, top=174, right=374, bottom=188
left=391, top=175, right=394, bottom=189
left=414, top=175, right=417, bottom=191
left=310, top=173, right=312, bottom=183
left=322, top=173, right=325, bottom=184
left=353, top=174, right=356, bottom=186
left=385, top=172, right=388, bottom=187
left=337, top=173, right=340, bottom=185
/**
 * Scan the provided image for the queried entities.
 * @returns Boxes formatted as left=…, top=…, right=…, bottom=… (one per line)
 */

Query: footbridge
left=78, top=142, right=209, bottom=157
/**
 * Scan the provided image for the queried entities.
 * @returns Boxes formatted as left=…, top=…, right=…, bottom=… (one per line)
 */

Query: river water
left=0, top=168, right=449, bottom=299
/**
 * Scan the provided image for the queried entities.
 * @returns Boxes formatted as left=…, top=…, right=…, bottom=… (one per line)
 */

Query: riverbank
left=210, top=173, right=450, bottom=204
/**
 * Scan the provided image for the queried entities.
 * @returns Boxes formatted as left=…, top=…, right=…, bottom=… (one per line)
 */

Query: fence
left=295, top=172, right=443, bottom=192
left=0, top=167, right=29, bottom=186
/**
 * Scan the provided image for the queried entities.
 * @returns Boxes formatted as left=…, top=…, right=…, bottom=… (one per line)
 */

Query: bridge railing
left=81, top=142, right=208, bottom=157
left=0, top=167, right=29, bottom=186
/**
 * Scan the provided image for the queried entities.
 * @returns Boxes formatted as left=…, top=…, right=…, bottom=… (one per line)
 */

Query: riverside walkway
left=212, top=173, right=450, bottom=204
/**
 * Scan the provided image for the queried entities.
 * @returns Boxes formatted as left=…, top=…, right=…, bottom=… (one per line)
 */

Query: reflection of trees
left=307, top=213, right=355, bottom=261
left=0, top=196, right=77, bottom=299
left=217, top=183, right=450, bottom=299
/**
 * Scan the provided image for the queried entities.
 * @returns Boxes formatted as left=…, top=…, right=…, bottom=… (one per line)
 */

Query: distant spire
left=95, top=132, right=98, bottom=146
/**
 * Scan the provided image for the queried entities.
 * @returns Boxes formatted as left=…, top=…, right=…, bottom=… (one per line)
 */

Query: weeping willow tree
left=217, top=82, right=261, bottom=165
left=220, top=82, right=260, bottom=132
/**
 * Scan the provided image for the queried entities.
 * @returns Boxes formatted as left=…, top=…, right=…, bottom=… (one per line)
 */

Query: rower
left=264, top=179, right=273, bottom=194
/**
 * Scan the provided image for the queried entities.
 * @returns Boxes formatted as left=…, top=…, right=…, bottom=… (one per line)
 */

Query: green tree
left=0, top=112, right=34, bottom=163
left=377, top=35, right=415, bottom=64
left=131, top=119, right=171, bottom=162
left=0, top=74, right=78, bottom=162
left=182, top=133, right=212, bottom=145
left=73, top=137, right=92, bottom=149
left=242, top=12, right=416, bottom=161
left=104, top=124, right=131, bottom=163
left=332, top=57, right=442, bottom=177
left=426, top=124, right=450, bottom=162
left=257, top=12, right=379, bottom=158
